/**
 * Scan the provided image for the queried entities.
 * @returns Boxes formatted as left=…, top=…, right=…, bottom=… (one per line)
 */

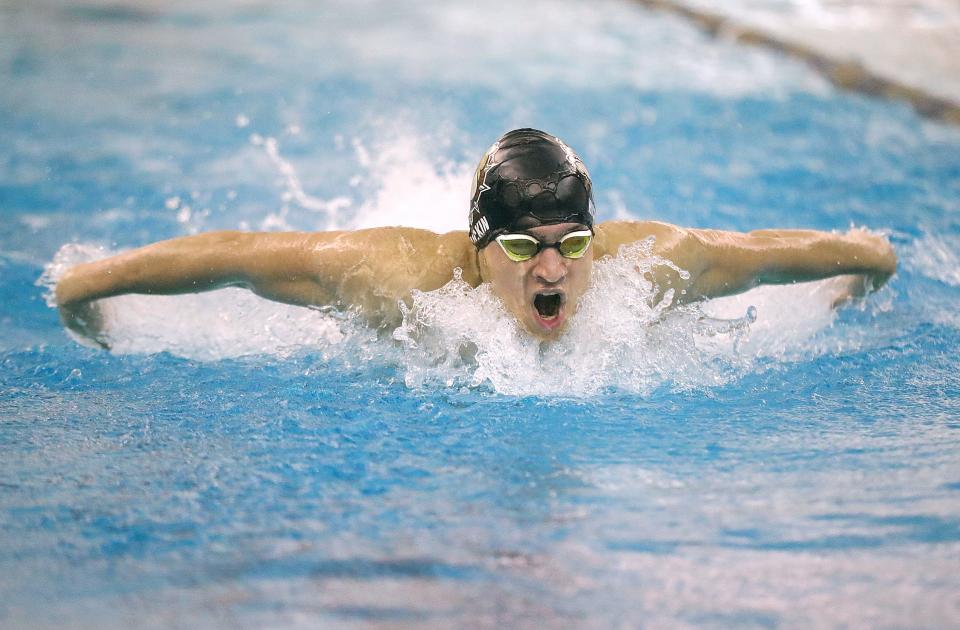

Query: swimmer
left=54, top=128, right=897, bottom=348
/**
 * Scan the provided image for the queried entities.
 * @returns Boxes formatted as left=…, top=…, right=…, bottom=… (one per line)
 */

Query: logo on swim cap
left=468, top=140, right=501, bottom=245
left=468, top=129, right=593, bottom=248
left=470, top=140, right=500, bottom=207
left=469, top=216, right=490, bottom=245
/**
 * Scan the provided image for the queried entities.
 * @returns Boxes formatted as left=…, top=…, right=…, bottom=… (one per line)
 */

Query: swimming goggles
left=494, top=229, right=593, bottom=262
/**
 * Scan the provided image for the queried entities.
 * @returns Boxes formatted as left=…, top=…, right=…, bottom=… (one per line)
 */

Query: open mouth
left=533, top=292, right=563, bottom=320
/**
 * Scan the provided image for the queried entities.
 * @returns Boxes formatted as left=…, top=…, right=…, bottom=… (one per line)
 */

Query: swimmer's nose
left=533, top=247, right=566, bottom=284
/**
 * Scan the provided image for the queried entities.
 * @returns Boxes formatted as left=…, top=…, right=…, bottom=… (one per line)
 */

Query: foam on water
left=41, top=249, right=346, bottom=361
left=39, top=134, right=887, bottom=394
left=14, top=2, right=960, bottom=625
left=904, top=231, right=960, bottom=288
left=393, top=240, right=758, bottom=396
left=393, top=238, right=868, bottom=395
left=348, top=134, right=472, bottom=234
left=42, top=238, right=864, bottom=397
left=38, top=131, right=470, bottom=356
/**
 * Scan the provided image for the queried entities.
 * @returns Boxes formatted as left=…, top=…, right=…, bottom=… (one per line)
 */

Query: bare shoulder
left=300, top=227, right=479, bottom=301
left=309, top=227, right=477, bottom=282
left=315, top=226, right=469, bottom=258
left=593, top=220, right=688, bottom=259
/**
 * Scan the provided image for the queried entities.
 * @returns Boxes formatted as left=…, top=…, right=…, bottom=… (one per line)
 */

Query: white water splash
left=394, top=240, right=761, bottom=396
left=250, top=133, right=354, bottom=232
left=349, top=135, right=472, bottom=233
left=39, top=244, right=363, bottom=362
left=41, top=237, right=862, bottom=394
left=903, top=231, right=960, bottom=287
left=40, top=125, right=879, bottom=393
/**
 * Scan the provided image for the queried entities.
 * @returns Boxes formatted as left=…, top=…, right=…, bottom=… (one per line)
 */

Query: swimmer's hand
left=847, top=227, right=897, bottom=291
left=823, top=274, right=871, bottom=309
left=56, top=268, right=110, bottom=348
left=57, top=299, right=110, bottom=350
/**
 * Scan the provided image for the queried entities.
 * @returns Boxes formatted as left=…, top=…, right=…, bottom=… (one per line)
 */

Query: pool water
left=3, top=0, right=960, bottom=626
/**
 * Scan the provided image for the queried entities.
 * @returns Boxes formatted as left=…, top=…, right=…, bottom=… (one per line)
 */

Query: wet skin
left=54, top=221, right=896, bottom=349
left=477, top=223, right=593, bottom=341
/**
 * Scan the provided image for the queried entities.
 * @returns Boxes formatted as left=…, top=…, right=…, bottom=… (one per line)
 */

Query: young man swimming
left=55, top=128, right=897, bottom=348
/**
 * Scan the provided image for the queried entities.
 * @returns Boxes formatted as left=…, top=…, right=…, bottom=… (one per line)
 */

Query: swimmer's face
left=478, top=223, right=593, bottom=341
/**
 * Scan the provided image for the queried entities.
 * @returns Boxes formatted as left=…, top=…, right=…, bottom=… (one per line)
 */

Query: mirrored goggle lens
left=498, top=236, right=540, bottom=261
left=557, top=231, right=592, bottom=258
left=496, top=230, right=593, bottom=261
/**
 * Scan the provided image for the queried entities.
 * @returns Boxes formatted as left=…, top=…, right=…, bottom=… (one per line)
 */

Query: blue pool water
left=3, top=0, right=960, bottom=626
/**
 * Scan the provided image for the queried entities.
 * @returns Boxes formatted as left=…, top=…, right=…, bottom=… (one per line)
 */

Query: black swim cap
left=468, top=128, right=594, bottom=248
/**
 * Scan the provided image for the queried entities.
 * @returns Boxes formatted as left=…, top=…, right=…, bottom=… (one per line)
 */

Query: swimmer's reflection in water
left=55, top=128, right=896, bottom=349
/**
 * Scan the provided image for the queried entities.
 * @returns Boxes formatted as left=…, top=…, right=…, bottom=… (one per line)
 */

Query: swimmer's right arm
left=55, top=229, right=478, bottom=340
left=55, top=231, right=341, bottom=346
left=56, top=231, right=337, bottom=307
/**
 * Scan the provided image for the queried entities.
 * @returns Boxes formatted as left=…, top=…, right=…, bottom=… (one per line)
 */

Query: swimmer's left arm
left=670, top=227, right=897, bottom=302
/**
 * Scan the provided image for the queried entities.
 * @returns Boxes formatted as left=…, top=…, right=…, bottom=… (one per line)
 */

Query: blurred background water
left=2, top=0, right=960, bottom=627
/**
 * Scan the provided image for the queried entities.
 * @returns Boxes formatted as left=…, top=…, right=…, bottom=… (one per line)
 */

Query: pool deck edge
left=632, top=0, right=960, bottom=125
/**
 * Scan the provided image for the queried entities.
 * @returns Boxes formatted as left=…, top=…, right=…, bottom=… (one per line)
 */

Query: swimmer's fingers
left=846, top=228, right=897, bottom=290
left=826, top=274, right=870, bottom=310
left=867, top=266, right=895, bottom=292
left=59, top=300, right=111, bottom=350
